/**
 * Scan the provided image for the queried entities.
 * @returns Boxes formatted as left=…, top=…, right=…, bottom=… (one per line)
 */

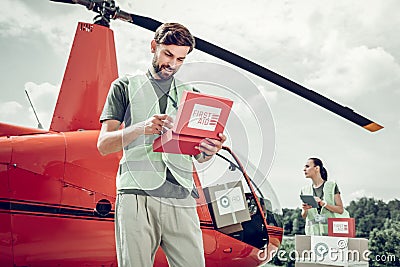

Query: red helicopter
left=0, top=0, right=383, bottom=266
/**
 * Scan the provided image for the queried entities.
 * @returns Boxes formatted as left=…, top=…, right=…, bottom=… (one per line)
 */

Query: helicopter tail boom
left=0, top=122, right=49, bottom=137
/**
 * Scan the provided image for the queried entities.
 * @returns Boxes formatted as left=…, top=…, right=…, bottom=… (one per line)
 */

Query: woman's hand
left=314, top=196, right=325, bottom=207
left=302, top=203, right=313, bottom=211
left=301, top=203, right=312, bottom=219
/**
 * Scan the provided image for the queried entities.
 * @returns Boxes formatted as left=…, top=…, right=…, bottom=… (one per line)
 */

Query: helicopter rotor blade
left=50, top=0, right=76, bottom=3
left=121, top=13, right=383, bottom=132
left=49, top=0, right=100, bottom=10
left=49, top=0, right=384, bottom=132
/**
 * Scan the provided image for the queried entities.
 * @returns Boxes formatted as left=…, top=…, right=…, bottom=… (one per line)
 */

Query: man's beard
left=152, top=55, right=177, bottom=80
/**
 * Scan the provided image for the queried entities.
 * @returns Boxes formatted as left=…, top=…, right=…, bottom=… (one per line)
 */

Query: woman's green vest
left=301, top=181, right=350, bottom=236
left=117, top=74, right=194, bottom=191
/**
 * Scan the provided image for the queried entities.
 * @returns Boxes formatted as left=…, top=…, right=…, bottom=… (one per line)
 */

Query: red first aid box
left=328, top=218, right=356, bottom=237
left=153, top=91, right=233, bottom=155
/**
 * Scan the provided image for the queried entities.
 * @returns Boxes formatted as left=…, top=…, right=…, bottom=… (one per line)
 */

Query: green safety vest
left=301, top=181, right=350, bottom=236
left=117, top=74, right=194, bottom=191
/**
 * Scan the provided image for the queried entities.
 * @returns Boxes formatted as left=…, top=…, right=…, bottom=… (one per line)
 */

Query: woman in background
left=301, top=157, right=348, bottom=236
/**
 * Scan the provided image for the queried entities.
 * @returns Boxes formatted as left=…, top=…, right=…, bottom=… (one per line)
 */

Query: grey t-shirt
left=313, top=181, right=340, bottom=213
left=100, top=74, right=193, bottom=199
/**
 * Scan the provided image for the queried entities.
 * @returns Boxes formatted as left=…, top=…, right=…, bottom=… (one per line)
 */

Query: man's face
left=151, top=40, right=190, bottom=80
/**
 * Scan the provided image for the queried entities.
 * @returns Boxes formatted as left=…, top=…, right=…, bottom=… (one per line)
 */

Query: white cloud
left=0, top=82, right=59, bottom=129
left=25, top=82, right=58, bottom=103
left=0, top=101, right=24, bottom=117
left=304, top=44, right=400, bottom=100
left=0, top=101, right=34, bottom=127
left=0, top=1, right=92, bottom=55
left=0, top=1, right=37, bottom=37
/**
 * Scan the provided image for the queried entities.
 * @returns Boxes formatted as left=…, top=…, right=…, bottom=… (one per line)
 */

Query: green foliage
left=275, top=197, right=400, bottom=267
left=369, top=220, right=400, bottom=266
left=388, top=199, right=400, bottom=221
left=271, top=237, right=295, bottom=267
left=281, top=208, right=305, bottom=236
left=347, top=197, right=393, bottom=238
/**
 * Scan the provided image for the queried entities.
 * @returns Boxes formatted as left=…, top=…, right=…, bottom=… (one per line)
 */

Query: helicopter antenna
left=25, top=90, right=44, bottom=129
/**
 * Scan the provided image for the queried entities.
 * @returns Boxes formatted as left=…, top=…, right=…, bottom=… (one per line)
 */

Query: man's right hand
left=143, top=114, right=174, bottom=135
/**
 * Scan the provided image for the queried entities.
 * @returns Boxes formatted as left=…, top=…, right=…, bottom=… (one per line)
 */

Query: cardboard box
left=153, top=91, right=233, bottom=155
left=295, top=235, right=369, bottom=267
left=328, top=218, right=356, bottom=238
left=203, top=181, right=251, bottom=228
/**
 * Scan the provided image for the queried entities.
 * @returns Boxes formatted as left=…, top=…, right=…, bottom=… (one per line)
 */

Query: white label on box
left=333, top=221, right=349, bottom=234
left=187, top=104, right=221, bottom=131
left=310, top=236, right=349, bottom=266
left=214, top=187, right=246, bottom=216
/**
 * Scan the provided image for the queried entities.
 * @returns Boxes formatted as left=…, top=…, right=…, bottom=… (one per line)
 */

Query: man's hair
left=154, top=23, right=195, bottom=53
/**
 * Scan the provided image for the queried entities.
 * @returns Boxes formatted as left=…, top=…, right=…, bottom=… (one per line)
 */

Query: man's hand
left=196, top=133, right=227, bottom=157
left=143, top=114, right=173, bottom=135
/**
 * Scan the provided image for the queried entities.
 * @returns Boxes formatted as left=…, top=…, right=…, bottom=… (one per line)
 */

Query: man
left=97, top=23, right=226, bottom=267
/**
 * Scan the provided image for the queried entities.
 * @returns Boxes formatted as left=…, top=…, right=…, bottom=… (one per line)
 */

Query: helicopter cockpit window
left=194, top=150, right=283, bottom=249
left=194, top=152, right=283, bottom=228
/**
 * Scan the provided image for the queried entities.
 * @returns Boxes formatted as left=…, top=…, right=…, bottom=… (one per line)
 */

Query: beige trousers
left=115, top=194, right=205, bottom=267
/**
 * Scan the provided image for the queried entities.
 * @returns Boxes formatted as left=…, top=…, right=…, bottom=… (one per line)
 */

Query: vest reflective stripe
left=162, top=152, right=193, bottom=187
left=120, top=160, right=166, bottom=173
left=117, top=74, right=194, bottom=190
left=302, top=181, right=336, bottom=236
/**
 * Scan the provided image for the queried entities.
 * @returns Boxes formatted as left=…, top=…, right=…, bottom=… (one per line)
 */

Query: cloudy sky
left=1, top=0, right=399, bottom=209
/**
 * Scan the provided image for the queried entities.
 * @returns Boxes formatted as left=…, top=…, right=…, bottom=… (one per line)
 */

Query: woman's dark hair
left=154, top=23, right=196, bottom=53
left=309, top=157, right=328, bottom=181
